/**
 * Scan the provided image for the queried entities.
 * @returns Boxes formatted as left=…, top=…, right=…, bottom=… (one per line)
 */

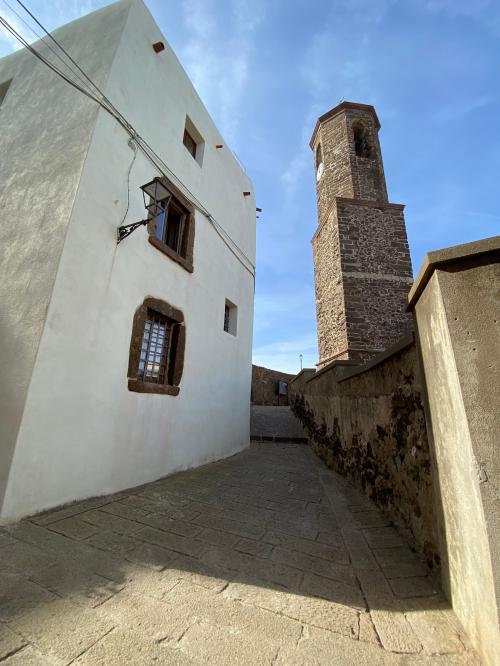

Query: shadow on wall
left=289, top=337, right=440, bottom=571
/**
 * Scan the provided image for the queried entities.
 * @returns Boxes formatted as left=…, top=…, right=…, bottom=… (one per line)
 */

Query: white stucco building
left=0, top=0, right=256, bottom=523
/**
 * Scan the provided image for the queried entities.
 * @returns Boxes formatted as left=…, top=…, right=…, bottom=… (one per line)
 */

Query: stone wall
left=251, top=365, right=295, bottom=406
left=290, top=338, right=440, bottom=568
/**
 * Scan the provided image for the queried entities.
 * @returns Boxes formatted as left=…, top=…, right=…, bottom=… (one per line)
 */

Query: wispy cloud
left=179, top=0, right=266, bottom=145
left=433, top=95, right=496, bottom=123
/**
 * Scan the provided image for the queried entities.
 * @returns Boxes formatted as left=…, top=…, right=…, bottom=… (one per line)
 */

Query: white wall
left=0, top=0, right=132, bottom=516
left=0, top=0, right=256, bottom=522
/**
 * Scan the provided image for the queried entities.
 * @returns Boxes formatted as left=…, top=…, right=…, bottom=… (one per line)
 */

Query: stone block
left=12, top=597, right=114, bottom=662
left=135, top=526, right=207, bottom=559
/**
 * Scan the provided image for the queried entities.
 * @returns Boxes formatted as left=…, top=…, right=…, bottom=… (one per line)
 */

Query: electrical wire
left=1, top=6, right=256, bottom=277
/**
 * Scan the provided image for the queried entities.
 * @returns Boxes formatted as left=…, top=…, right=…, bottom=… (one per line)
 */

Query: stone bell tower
left=311, top=102, right=413, bottom=368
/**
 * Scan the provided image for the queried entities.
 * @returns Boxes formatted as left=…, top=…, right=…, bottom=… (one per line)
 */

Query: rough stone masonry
left=310, top=102, right=414, bottom=367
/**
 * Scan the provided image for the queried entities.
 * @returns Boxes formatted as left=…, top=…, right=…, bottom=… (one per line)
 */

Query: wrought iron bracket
left=117, top=219, right=148, bottom=244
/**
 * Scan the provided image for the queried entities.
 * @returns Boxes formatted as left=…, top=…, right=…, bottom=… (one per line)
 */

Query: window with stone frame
left=128, top=297, right=186, bottom=396
left=147, top=177, right=195, bottom=273
left=352, top=122, right=373, bottom=158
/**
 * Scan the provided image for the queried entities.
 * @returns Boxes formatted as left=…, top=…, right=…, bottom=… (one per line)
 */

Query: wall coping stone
left=289, top=368, right=316, bottom=385
left=338, top=334, right=415, bottom=383
left=306, top=359, right=359, bottom=384
left=408, top=235, right=500, bottom=311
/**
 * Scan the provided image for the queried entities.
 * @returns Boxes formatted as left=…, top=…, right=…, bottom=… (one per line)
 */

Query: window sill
left=148, top=237, right=193, bottom=273
left=128, top=379, right=180, bottom=396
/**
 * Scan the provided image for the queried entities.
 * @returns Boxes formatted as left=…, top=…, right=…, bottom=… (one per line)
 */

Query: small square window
left=223, top=299, right=237, bottom=336
left=182, top=116, right=205, bottom=166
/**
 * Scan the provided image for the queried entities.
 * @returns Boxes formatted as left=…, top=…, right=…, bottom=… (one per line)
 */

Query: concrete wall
left=409, top=237, right=500, bottom=666
left=251, top=365, right=295, bottom=406
left=290, top=338, right=439, bottom=567
left=0, top=0, right=256, bottom=522
left=0, top=1, right=131, bottom=517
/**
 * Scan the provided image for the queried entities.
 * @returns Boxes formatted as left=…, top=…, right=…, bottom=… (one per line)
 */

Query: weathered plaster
left=411, top=238, right=500, bottom=666
left=0, top=1, right=132, bottom=512
left=0, top=0, right=255, bottom=521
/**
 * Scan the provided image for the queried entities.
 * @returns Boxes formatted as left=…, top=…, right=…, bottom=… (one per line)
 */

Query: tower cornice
left=309, top=101, right=381, bottom=149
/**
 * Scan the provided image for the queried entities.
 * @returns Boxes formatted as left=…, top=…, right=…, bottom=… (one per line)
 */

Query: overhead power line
left=0, top=4, right=255, bottom=277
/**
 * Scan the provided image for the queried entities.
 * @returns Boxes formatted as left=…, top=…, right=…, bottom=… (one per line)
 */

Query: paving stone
left=96, top=588, right=194, bottom=643
left=405, top=609, right=465, bottom=655
left=264, top=530, right=349, bottom=564
left=0, top=572, right=58, bottom=620
left=0, top=624, right=27, bottom=660
left=72, top=628, right=197, bottom=665
left=136, top=512, right=202, bottom=538
left=369, top=609, right=422, bottom=654
left=362, top=527, right=407, bottom=549
left=373, top=547, right=428, bottom=578
left=351, top=511, right=391, bottom=528
left=223, top=581, right=359, bottom=638
left=300, top=572, right=365, bottom=610
left=0, top=540, right=58, bottom=575
left=271, top=547, right=356, bottom=584
left=123, top=541, right=180, bottom=571
left=192, top=512, right=266, bottom=540
left=79, top=509, right=145, bottom=536
left=163, top=555, right=233, bottom=592
left=0, top=442, right=480, bottom=665
left=167, top=579, right=302, bottom=647
left=340, top=528, right=380, bottom=571
left=85, top=531, right=140, bottom=555
left=316, top=530, right=345, bottom=548
left=234, top=537, right=274, bottom=558
left=196, top=527, right=241, bottom=548
left=0, top=531, right=19, bottom=549
left=12, top=598, right=114, bottom=662
left=29, top=562, right=124, bottom=608
left=30, top=498, right=110, bottom=526
left=359, top=611, right=381, bottom=645
left=48, top=516, right=101, bottom=541
left=178, top=619, right=282, bottom=665
left=275, top=624, right=398, bottom=665
left=389, top=576, right=440, bottom=599
left=98, top=500, right=151, bottom=522
left=0, top=644, right=64, bottom=665
left=202, top=545, right=303, bottom=590
left=135, top=526, right=207, bottom=559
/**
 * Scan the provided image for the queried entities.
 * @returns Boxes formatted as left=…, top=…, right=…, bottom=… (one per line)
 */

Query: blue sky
left=1, top=0, right=499, bottom=373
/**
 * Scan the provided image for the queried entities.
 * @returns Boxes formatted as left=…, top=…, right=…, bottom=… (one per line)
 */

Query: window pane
left=155, top=202, right=167, bottom=241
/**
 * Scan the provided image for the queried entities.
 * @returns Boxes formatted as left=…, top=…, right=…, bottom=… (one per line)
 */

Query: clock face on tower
left=316, top=161, right=324, bottom=182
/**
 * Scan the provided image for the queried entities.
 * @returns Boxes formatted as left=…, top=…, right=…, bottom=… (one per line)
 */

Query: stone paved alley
left=0, top=442, right=479, bottom=665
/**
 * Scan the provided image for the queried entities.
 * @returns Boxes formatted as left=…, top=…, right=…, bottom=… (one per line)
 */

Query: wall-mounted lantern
left=117, top=177, right=171, bottom=243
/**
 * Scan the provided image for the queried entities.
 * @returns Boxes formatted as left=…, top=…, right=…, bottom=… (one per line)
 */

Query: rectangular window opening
left=183, top=115, right=205, bottom=166
left=154, top=197, right=187, bottom=256
left=224, top=299, right=237, bottom=336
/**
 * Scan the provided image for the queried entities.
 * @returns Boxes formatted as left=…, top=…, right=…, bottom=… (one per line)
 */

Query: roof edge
left=309, top=101, right=381, bottom=149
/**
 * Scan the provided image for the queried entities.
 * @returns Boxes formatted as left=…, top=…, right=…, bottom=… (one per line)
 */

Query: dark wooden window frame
left=147, top=176, right=195, bottom=273
left=128, top=297, right=186, bottom=396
